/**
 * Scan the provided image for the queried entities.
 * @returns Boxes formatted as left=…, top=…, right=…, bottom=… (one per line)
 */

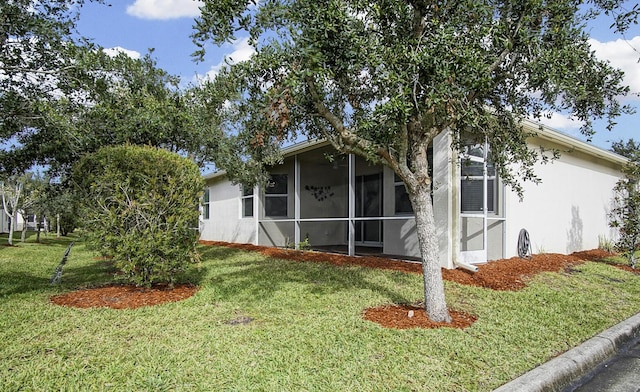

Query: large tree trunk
left=2, top=182, right=22, bottom=246
left=8, top=211, right=17, bottom=246
left=409, top=184, right=452, bottom=323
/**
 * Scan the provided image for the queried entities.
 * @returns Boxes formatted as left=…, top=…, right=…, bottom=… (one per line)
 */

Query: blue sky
left=76, top=0, right=640, bottom=151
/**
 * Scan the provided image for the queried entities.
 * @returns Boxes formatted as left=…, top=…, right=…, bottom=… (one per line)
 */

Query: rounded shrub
left=74, top=145, right=204, bottom=286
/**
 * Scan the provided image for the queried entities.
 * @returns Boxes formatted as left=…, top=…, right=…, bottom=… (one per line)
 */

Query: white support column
left=294, top=154, right=301, bottom=249
left=253, top=184, right=260, bottom=246
left=482, top=138, right=489, bottom=259
left=433, top=130, right=455, bottom=269
left=348, top=154, right=356, bottom=256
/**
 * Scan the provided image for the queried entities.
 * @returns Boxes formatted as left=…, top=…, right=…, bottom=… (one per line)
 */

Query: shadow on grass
left=197, top=244, right=246, bottom=262
left=0, top=235, right=82, bottom=296
left=0, top=232, right=77, bottom=248
left=199, top=245, right=414, bottom=305
left=0, top=260, right=115, bottom=297
left=0, top=271, right=52, bottom=297
left=2, top=241, right=408, bottom=302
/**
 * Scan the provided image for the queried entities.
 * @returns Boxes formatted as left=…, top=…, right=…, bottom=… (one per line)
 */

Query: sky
left=75, top=0, right=640, bottom=151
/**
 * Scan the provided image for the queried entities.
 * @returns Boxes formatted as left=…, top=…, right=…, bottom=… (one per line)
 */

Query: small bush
left=74, top=145, right=203, bottom=286
left=597, top=235, right=616, bottom=253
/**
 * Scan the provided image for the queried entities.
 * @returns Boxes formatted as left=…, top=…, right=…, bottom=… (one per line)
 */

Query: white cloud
left=589, top=36, right=640, bottom=98
left=536, top=36, right=640, bottom=136
left=126, top=0, right=203, bottom=20
left=103, top=46, right=141, bottom=59
left=199, top=37, right=256, bottom=81
left=535, top=112, right=584, bottom=136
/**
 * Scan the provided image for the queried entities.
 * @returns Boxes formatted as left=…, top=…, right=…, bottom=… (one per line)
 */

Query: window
left=202, top=189, right=210, bottom=220
left=265, top=174, right=288, bottom=217
left=241, top=185, right=254, bottom=217
left=394, top=174, right=413, bottom=214
left=460, top=144, right=497, bottom=213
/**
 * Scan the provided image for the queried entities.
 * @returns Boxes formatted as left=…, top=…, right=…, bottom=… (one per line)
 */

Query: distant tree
left=1, top=177, right=23, bottom=245
left=0, top=172, right=50, bottom=243
left=17, top=173, right=40, bottom=243
left=3, top=51, right=219, bottom=177
left=43, top=184, right=81, bottom=237
left=610, top=139, right=640, bottom=268
left=73, top=145, right=204, bottom=287
left=193, top=0, right=635, bottom=322
left=19, top=172, right=55, bottom=242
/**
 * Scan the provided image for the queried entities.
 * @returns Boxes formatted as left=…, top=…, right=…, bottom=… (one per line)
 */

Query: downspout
left=454, top=260, right=479, bottom=273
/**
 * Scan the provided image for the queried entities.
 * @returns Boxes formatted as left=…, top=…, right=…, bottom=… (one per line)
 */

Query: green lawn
left=1, top=234, right=639, bottom=391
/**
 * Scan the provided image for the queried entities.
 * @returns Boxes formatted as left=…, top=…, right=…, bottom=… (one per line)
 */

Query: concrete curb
left=493, top=312, right=640, bottom=392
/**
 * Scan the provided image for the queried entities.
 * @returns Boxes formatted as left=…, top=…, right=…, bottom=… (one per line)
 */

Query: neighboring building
left=0, top=209, right=28, bottom=233
left=199, top=121, right=626, bottom=269
left=0, top=211, right=7, bottom=233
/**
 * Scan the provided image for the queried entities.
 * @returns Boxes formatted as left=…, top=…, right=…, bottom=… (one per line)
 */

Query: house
left=0, top=209, right=28, bottom=234
left=199, top=121, right=626, bottom=269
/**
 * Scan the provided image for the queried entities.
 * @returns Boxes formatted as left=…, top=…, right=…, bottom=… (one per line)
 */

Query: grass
left=1, top=234, right=639, bottom=391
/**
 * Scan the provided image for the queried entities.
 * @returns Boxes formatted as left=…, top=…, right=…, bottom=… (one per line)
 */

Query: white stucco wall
left=504, top=136, right=623, bottom=257
left=199, top=177, right=256, bottom=244
left=0, top=211, right=7, bottom=233
left=0, top=210, right=26, bottom=233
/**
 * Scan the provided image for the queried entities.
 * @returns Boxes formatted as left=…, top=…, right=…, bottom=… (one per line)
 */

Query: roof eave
left=522, top=120, right=629, bottom=166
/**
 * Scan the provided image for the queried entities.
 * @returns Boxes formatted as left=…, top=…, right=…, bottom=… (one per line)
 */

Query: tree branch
left=305, top=75, right=396, bottom=167
left=0, top=65, right=76, bottom=75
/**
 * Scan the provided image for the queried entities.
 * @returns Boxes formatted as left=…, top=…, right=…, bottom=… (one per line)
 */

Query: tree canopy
left=0, top=1, right=105, bottom=145
left=192, top=0, right=636, bottom=322
left=1, top=1, right=217, bottom=178
left=3, top=51, right=218, bottom=176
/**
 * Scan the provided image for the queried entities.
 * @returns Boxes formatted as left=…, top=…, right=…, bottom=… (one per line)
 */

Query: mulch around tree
left=50, top=242, right=633, bottom=329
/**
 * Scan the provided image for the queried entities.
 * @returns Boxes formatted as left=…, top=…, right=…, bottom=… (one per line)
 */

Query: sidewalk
left=493, top=312, right=640, bottom=392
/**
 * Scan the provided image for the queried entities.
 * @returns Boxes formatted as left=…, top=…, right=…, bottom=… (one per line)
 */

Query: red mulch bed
left=50, top=284, right=198, bottom=310
left=50, top=242, right=634, bottom=330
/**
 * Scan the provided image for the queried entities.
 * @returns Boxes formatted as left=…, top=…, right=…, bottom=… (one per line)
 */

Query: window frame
left=264, top=174, right=288, bottom=217
left=202, top=188, right=210, bottom=220
left=394, top=174, right=414, bottom=215
left=240, top=185, right=254, bottom=218
left=460, top=144, right=498, bottom=214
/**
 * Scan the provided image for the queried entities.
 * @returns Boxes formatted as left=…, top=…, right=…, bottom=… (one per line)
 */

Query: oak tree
left=0, top=1, right=105, bottom=154
left=193, top=0, right=635, bottom=321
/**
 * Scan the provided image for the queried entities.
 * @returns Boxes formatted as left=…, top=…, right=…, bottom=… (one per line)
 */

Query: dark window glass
left=241, top=185, right=254, bottom=217
left=243, top=197, right=254, bottom=217
left=395, top=184, right=413, bottom=214
left=265, top=174, right=287, bottom=216
left=461, top=179, right=495, bottom=212
left=202, top=189, right=210, bottom=220
left=266, top=174, right=287, bottom=195
left=265, top=196, right=287, bottom=217
left=394, top=174, right=413, bottom=214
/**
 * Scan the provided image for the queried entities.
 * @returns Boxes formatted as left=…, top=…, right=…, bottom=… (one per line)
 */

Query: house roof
left=522, top=120, right=628, bottom=165
left=203, top=121, right=628, bottom=180
left=203, top=139, right=329, bottom=181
